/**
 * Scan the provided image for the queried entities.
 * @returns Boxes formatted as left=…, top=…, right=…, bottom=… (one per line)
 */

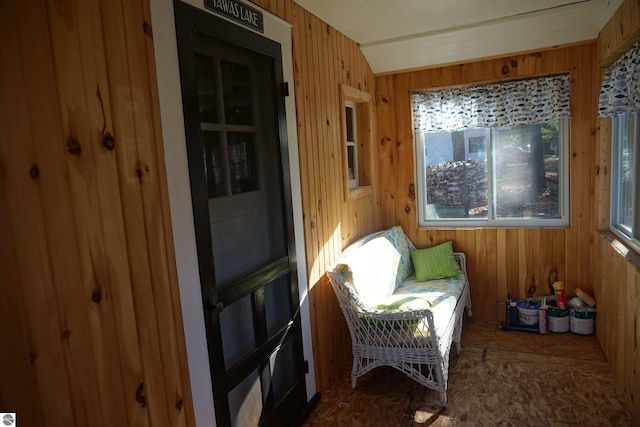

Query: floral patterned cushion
left=394, top=274, right=465, bottom=336
left=334, top=225, right=463, bottom=327
left=334, top=226, right=414, bottom=306
left=384, top=226, right=415, bottom=289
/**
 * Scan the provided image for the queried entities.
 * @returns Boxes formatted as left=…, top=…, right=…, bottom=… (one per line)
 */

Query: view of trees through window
left=611, top=111, right=639, bottom=248
left=423, top=120, right=563, bottom=222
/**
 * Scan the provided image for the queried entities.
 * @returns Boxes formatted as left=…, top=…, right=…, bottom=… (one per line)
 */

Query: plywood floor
left=302, top=320, right=637, bottom=426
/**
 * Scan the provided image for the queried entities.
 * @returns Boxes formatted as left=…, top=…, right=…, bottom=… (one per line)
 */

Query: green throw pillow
left=411, top=241, right=462, bottom=281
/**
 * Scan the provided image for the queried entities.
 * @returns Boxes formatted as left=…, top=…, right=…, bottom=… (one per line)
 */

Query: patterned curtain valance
left=412, top=74, right=571, bottom=133
left=598, top=42, right=640, bottom=117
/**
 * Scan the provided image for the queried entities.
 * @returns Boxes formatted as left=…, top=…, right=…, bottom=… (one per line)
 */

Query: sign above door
left=204, top=0, right=264, bottom=33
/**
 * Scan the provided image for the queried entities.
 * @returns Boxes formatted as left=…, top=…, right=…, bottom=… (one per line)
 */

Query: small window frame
left=345, top=100, right=358, bottom=188
left=340, top=84, right=374, bottom=201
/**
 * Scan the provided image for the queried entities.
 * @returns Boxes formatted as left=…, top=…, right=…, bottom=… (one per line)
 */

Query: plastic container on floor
left=517, top=301, right=540, bottom=327
left=570, top=307, right=596, bottom=335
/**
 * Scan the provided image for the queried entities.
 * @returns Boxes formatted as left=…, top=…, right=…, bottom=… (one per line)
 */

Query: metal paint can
left=547, top=302, right=570, bottom=333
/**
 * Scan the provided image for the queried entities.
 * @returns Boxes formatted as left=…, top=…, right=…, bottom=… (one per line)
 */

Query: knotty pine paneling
left=596, top=0, right=640, bottom=68
left=592, top=234, right=640, bottom=421
left=376, top=44, right=597, bottom=323
left=250, top=0, right=380, bottom=392
left=0, top=0, right=193, bottom=425
left=593, top=0, right=640, bottom=419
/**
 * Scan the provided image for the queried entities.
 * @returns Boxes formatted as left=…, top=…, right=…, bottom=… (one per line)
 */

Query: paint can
left=517, top=301, right=539, bottom=327
left=547, top=302, right=570, bottom=333
left=570, top=307, right=596, bottom=335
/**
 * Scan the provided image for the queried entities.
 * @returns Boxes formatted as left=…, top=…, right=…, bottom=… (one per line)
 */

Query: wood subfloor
left=302, top=320, right=638, bottom=426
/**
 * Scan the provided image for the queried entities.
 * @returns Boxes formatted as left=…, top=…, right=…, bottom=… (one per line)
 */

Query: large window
left=599, top=42, right=640, bottom=253
left=413, top=75, right=571, bottom=227
left=416, top=121, right=569, bottom=226
left=611, top=112, right=640, bottom=251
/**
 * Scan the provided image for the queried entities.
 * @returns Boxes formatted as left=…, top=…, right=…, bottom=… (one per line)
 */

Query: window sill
left=599, top=230, right=640, bottom=272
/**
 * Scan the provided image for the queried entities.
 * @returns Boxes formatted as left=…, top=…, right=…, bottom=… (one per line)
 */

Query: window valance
left=598, top=42, right=640, bottom=117
left=412, top=74, right=571, bottom=133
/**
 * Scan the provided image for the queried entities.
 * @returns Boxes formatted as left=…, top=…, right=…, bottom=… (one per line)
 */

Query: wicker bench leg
left=351, top=357, right=359, bottom=388
left=439, top=391, right=447, bottom=410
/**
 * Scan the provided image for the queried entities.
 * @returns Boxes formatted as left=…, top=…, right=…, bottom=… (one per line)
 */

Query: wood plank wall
left=376, top=44, right=597, bottom=323
left=6, top=0, right=636, bottom=423
left=249, top=0, right=381, bottom=392
left=0, top=0, right=379, bottom=423
left=592, top=0, right=640, bottom=420
left=0, top=0, right=193, bottom=425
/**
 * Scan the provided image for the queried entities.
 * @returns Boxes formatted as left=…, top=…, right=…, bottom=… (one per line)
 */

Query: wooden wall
left=0, top=0, right=193, bottom=425
left=592, top=0, right=640, bottom=420
left=0, top=0, right=379, bottom=424
left=6, top=0, right=637, bottom=423
left=249, top=0, right=381, bottom=392
left=376, top=44, right=597, bottom=322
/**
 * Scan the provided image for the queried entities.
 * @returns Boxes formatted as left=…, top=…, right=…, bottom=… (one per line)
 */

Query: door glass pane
left=222, top=61, right=253, bottom=125
left=264, top=275, right=292, bottom=337
left=228, top=132, right=259, bottom=194
left=196, top=55, right=219, bottom=123
left=220, top=294, right=256, bottom=367
left=228, top=369, right=262, bottom=427
left=270, top=338, right=297, bottom=404
left=201, top=131, right=226, bottom=198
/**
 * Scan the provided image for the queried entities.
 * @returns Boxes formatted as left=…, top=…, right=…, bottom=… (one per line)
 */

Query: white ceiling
left=293, top=0, right=622, bottom=74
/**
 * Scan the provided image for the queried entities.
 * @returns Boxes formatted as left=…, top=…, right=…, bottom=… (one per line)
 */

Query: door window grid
left=196, top=55, right=259, bottom=198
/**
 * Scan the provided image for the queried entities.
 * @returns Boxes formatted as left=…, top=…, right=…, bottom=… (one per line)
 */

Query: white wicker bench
left=327, top=226, right=472, bottom=407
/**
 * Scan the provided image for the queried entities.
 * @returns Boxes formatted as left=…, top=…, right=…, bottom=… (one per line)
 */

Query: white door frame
left=149, top=1, right=315, bottom=424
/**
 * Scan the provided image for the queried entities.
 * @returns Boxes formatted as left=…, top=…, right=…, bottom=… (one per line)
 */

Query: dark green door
left=174, top=2, right=307, bottom=425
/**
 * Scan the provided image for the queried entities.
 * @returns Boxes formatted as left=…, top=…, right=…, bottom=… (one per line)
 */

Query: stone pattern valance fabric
left=413, top=74, right=571, bottom=133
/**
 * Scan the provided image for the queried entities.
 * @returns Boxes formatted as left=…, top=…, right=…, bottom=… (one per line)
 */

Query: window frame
left=340, top=84, right=374, bottom=201
left=610, top=111, right=640, bottom=253
left=345, top=100, right=359, bottom=188
left=415, top=119, right=571, bottom=228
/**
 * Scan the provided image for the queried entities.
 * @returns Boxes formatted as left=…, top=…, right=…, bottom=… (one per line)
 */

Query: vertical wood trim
left=142, top=1, right=195, bottom=424
left=141, top=2, right=194, bottom=424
